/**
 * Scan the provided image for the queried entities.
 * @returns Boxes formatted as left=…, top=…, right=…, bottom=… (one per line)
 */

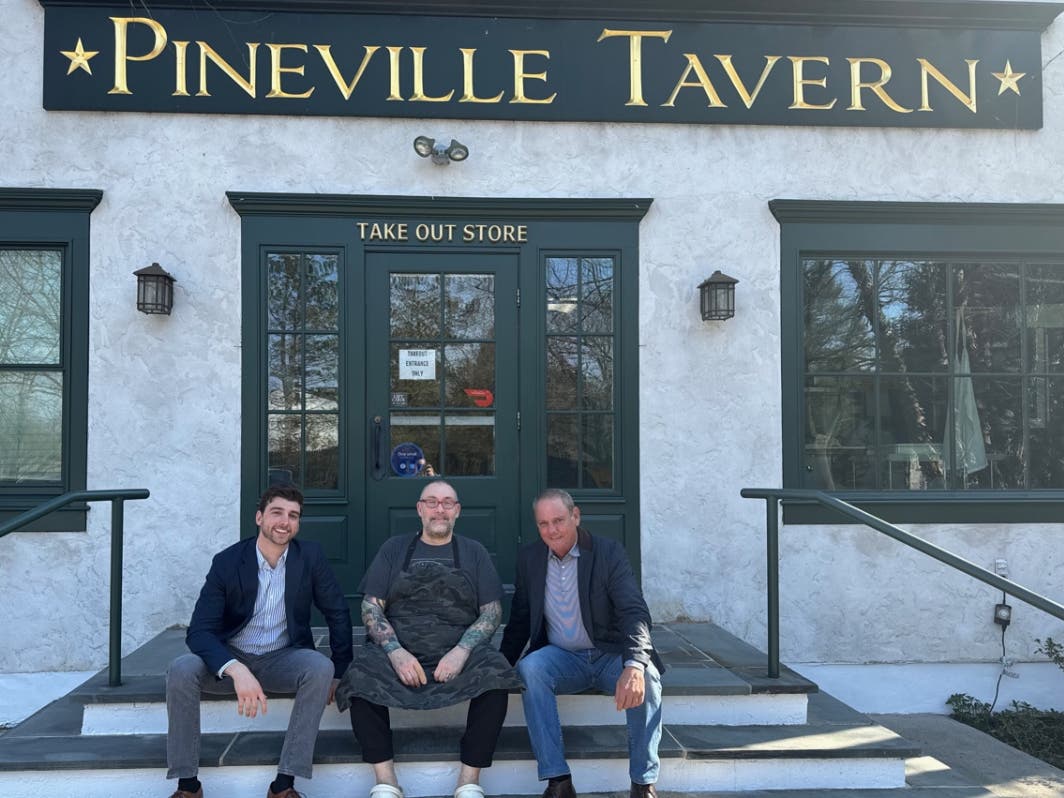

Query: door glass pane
left=445, top=416, right=495, bottom=475
left=547, top=413, right=579, bottom=486
left=445, top=274, right=494, bottom=339
left=581, top=337, right=613, bottom=410
left=0, top=371, right=62, bottom=482
left=304, top=254, right=339, bottom=330
left=305, top=334, right=339, bottom=411
left=389, top=413, right=441, bottom=477
left=305, top=414, right=339, bottom=489
left=267, top=253, right=302, bottom=330
left=391, top=273, right=440, bottom=338
left=268, top=414, right=302, bottom=487
left=546, top=336, right=578, bottom=410
left=445, top=343, right=495, bottom=407
left=0, top=250, right=62, bottom=365
left=580, top=258, right=613, bottom=334
left=546, top=258, right=579, bottom=334
left=581, top=414, right=613, bottom=488
left=391, top=343, right=441, bottom=406
left=268, top=334, right=303, bottom=410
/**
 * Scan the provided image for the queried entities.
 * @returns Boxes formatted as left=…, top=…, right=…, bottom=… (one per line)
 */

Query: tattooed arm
left=363, top=595, right=426, bottom=686
left=433, top=600, right=502, bottom=683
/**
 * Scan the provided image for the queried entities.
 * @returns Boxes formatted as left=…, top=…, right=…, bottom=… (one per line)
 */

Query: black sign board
left=42, top=3, right=1051, bottom=128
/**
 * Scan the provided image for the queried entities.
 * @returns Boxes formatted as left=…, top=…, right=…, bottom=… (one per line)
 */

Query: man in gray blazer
left=501, top=488, right=663, bottom=798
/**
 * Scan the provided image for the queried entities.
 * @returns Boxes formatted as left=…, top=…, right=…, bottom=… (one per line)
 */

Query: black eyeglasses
left=419, top=497, right=459, bottom=510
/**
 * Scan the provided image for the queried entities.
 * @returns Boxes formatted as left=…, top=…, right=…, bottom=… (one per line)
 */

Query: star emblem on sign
left=991, top=60, right=1026, bottom=96
left=60, top=38, right=99, bottom=75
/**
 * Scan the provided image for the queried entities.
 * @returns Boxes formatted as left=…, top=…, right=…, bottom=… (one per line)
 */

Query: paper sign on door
left=398, top=349, right=436, bottom=380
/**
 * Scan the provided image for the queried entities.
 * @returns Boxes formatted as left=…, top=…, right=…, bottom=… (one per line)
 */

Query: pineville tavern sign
left=40, top=0, right=1061, bottom=128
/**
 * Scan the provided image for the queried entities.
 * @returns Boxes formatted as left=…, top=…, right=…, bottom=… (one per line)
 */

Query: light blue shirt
left=218, top=545, right=290, bottom=677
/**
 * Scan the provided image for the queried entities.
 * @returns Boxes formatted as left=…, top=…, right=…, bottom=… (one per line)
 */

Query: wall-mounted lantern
left=133, top=262, right=176, bottom=315
left=414, top=135, right=469, bottom=165
left=698, top=270, right=738, bottom=321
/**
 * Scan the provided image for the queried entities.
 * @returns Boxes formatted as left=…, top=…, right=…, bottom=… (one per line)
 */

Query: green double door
left=363, top=250, right=519, bottom=586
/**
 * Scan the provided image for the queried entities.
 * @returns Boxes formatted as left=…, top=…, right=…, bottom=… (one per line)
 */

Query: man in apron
left=336, top=480, right=521, bottom=798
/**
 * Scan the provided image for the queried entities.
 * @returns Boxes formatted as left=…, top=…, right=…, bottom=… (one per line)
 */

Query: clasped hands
left=224, top=661, right=338, bottom=717
left=387, top=645, right=471, bottom=686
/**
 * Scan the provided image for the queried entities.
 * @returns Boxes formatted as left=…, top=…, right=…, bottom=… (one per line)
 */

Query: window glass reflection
left=445, top=343, right=495, bottom=407
left=546, top=258, right=579, bottom=334
left=445, top=419, right=495, bottom=475
left=803, top=376, right=876, bottom=490
left=1026, top=265, right=1064, bottom=373
left=305, top=335, right=339, bottom=411
left=877, top=260, right=948, bottom=373
left=391, top=273, right=441, bottom=339
left=390, top=414, right=441, bottom=477
left=0, top=371, right=62, bottom=482
left=1029, top=376, right=1064, bottom=488
left=305, top=414, right=339, bottom=489
left=952, top=264, right=1020, bottom=373
left=803, top=259, right=875, bottom=372
left=546, top=336, right=578, bottom=410
left=267, top=253, right=301, bottom=331
left=445, top=274, right=494, bottom=339
left=268, top=334, right=303, bottom=411
left=0, top=249, right=62, bottom=365
left=580, top=258, right=613, bottom=334
left=304, top=254, right=339, bottom=331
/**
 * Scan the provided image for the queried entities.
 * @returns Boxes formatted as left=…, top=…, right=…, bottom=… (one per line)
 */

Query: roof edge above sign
left=34, top=0, right=1064, bottom=30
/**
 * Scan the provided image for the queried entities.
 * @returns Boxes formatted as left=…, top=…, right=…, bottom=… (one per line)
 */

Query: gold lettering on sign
left=847, top=58, right=912, bottom=113
left=109, top=16, right=168, bottom=95
left=596, top=29, right=672, bottom=107
left=410, top=47, right=455, bottom=102
left=715, top=54, right=781, bottom=109
left=173, top=41, right=190, bottom=96
left=197, top=42, right=259, bottom=98
left=387, top=46, right=404, bottom=101
left=918, top=59, right=978, bottom=113
left=314, top=45, right=380, bottom=101
left=266, top=43, right=314, bottom=99
left=789, top=56, right=836, bottom=110
left=663, top=54, right=726, bottom=107
left=460, top=49, right=505, bottom=103
left=509, top=50, right=557, bottom=104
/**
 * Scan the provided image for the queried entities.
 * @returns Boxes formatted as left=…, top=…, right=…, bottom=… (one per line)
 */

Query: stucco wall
left=2, top=0, right=1063, bottom=675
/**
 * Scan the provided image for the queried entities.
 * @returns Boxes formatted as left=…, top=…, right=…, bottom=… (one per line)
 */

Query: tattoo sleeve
left=362, top=596, right=402, bottom=654
left=457, top=600, right=502, bottom=651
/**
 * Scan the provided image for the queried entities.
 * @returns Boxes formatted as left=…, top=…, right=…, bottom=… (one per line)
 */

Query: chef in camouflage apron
left=336, top=480, right=521, bottom=798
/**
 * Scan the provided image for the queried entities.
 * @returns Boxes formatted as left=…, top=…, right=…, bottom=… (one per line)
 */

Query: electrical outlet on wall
left=994, top=558, right=1009, bottom=578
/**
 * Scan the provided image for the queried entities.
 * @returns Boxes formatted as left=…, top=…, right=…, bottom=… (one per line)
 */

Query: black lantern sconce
left=133, top=263, right=176, bottom=315
left=698, top=270, right=738, bottom=321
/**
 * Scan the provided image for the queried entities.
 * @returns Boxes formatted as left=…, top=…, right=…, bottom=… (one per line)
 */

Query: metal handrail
left=740, top=487, right=1064, bottom=678
left=0, top=489, right=150, bottom=686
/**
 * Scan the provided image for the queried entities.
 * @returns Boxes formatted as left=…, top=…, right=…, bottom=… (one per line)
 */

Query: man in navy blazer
left=165, top=484, right=353, bottom=798
left=501, top=488, right=664, bottom=798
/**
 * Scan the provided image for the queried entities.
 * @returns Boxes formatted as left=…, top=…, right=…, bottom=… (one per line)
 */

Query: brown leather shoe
left=168, top=791, right=202, bottom=798
left=266, top=789, right=305, bottom=798
left=542, top=776, right=576, bottom=798
left=629, top=784, right=657, bottom=798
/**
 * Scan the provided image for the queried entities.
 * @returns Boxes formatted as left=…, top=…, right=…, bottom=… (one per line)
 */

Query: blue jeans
left=516, top=645, right=662, bottom=784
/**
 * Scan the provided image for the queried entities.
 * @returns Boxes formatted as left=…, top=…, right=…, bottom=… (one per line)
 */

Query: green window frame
left=773, top=200, right=1064, bottom=524
left=0, top=188, right=100, bottom=531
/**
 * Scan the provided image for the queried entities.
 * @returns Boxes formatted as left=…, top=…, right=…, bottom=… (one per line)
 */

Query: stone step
left=0, top=721, right=917, bottom=797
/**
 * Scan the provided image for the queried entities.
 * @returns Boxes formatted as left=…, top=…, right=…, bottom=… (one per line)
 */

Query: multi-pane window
left=802, top=257, right=1064, bottom=492
left=266, top=251, right=341, bottom=490
left=0, top=249, right=64, bottom=484
left=545, top=255, right=616, bottom=489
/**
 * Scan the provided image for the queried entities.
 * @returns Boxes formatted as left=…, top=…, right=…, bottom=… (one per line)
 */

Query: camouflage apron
left=336, top=534, right=521, bottom=711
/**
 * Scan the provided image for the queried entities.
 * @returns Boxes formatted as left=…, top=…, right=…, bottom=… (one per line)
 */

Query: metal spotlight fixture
left=413, top=136, right=469, bottom=165
left=133, top=262, right=176, bottom=315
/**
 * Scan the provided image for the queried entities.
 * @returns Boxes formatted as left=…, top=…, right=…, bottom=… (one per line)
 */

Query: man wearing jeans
left=501, top=488, right=664, bottom=798
left=165, top=484, right=353, bottom=798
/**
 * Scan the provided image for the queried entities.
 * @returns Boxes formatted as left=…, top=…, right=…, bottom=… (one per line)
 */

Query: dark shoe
left=266, top=789, right=305, bottom=798
left=629, top=784, right=657, bottom=798
left=542, top=775, right=577, bottom=798
left=168, top=791, right=202, bottom=798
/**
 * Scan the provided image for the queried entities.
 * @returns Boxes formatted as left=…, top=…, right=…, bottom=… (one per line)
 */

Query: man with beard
left=165, top=483, right=353, bottom=798
left=336, top=479, right=520, bottom=798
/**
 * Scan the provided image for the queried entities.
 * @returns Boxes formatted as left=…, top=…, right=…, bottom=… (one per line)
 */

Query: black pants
left=349, top=689, right=509, bottom=768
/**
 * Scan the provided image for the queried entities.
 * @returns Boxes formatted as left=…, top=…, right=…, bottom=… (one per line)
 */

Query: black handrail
left=0, top=489, right=150, bottom=686
left=741, top=488, right=1064, bottom=678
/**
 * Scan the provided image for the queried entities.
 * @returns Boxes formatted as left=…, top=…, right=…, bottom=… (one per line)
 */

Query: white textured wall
left=2, top=0, right=1063, bottom=675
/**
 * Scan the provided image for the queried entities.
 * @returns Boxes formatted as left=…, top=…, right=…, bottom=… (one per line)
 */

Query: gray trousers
left=166, top=646, right=335, bottom=780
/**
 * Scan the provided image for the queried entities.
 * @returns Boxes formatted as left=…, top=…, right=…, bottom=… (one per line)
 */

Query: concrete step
left=0, top=622, right=922, bottom=797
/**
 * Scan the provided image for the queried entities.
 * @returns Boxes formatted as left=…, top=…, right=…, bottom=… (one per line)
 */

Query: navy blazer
left=501, top=527, right=663, bottom=673
left=185, top=536, right=353, bottom=679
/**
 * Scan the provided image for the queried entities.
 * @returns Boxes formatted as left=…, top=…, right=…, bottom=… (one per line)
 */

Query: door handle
left=372, top=415, right=385, bottom=480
